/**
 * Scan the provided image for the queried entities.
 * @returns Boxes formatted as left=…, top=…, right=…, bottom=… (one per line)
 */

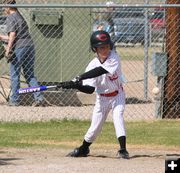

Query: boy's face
left=96, top=44, right=111, bottom=62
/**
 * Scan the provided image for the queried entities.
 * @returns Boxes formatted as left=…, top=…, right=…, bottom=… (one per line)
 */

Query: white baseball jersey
left=83, top=49, right=123, bottom=94
left=83, top=49, right=126, bottom=143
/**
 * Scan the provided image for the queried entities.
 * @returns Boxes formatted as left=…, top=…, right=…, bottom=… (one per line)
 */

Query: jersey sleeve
left=82, top=61, right=96, bottom=87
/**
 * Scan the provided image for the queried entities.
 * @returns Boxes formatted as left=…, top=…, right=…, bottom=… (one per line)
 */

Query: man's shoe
left=8, top=101, right=19, bottom=106
left=66, top=147, right=90, bottom=157
left=32, top=99, right=51, bottom=107
left=32, top=100, right=43, bottom=107
left=117, top=149, right=129, bottom=159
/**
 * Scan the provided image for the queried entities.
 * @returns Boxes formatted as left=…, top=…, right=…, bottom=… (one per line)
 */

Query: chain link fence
left=0, top=1, right=179, bottom=121
left=0, top=0, right=168, bottom=4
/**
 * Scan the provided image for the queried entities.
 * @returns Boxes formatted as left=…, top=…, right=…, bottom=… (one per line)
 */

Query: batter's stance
left=63, top=30, right=129, bottom=159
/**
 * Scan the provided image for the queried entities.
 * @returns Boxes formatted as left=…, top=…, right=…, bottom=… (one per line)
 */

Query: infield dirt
left=0, top=146, right=179, bottom=173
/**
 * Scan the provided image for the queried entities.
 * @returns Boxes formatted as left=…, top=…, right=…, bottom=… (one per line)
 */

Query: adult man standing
left=0, top=0, right=47, bottom=106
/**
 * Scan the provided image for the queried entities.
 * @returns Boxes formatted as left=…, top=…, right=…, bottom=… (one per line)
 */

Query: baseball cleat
left=117, top=149, right=129, bottom=159
left=66, top=147, right=90, bottom=157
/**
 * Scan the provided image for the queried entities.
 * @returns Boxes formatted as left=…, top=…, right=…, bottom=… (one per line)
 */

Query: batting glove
left=71, top=75, right=81, bottom=83
left=61, top=81, right=78, bottom=89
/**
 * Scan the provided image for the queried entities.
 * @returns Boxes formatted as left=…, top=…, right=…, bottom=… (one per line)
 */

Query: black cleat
left=66, top=147, right=90, bottom=157
left=117, top=149, right=129, bottom=159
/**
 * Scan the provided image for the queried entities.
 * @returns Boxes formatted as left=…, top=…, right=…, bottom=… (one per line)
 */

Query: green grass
left=116, top=46, right=164, bottom=61
left=0, top=119, right=179, bottom=148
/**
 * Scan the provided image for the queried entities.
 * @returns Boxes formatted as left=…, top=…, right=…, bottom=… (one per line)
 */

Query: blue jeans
left=10, top=45, right=43, bottom=103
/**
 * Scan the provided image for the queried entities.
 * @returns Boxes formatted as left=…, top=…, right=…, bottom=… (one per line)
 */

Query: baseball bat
left=17, top=84, right=63, bottom=94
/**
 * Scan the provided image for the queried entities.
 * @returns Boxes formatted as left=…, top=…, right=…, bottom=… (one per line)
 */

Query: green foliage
left=0, top=120, right=179, bottom=148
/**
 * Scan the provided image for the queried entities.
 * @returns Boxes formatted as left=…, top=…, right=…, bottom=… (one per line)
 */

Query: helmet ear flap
left=110, top=42, right=114, bottom=50
left=91, top=46, right=96, bottom=52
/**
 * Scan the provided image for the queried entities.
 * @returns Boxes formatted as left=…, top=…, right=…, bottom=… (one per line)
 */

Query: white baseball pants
left=84, top=88, right=126, bottom=143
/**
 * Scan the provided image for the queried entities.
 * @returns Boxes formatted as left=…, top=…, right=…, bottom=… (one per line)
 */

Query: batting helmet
left=90, top=30, right=114, bottom=52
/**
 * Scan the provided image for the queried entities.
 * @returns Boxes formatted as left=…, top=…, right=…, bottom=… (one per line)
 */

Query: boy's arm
left=60, top=81, right=95, bottom=94
left=73, top=66, right=108, bottom=82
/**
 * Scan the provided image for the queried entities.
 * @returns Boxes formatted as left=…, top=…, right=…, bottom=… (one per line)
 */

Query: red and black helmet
left=90, top=30, right=114, bottom=52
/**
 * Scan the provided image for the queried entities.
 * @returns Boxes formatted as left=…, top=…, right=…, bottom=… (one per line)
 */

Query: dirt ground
left=0, top=147, right=179, bottom=173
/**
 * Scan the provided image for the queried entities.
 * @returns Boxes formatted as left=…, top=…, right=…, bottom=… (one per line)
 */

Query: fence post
left=143, top=0, right=149, bottom=100
left=163, top=0, right=180, bottom=118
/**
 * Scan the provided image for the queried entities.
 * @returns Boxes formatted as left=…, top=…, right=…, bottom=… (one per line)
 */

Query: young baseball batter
left=62, top=30, right=129, bottom=159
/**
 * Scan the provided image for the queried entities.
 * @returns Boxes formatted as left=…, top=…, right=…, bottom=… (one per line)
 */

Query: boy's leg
left=66, top=140, right=91, bottom=157
left=117, top=136, right=129, bottom=159
left=67, top=97, right=110, bottom=157
left=112, top=91, right=129, bottom=159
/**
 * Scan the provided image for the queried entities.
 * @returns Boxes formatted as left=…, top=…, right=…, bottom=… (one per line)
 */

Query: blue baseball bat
left=17, top=85, right=60, bottom=94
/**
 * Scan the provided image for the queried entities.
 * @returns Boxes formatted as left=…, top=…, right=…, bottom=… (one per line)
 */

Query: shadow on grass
left=0, top=158, right=21, bottom=166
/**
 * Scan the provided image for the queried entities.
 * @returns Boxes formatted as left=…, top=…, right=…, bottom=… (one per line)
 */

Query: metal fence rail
left=0, top=3, right=179, bottom=121
left=0, top=0, right=169, bottom=5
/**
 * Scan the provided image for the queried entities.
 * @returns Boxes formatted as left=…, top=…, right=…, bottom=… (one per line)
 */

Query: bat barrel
left=17, top=85, right=58, bottom=94
left=18, top=86, right=48, bottom=94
